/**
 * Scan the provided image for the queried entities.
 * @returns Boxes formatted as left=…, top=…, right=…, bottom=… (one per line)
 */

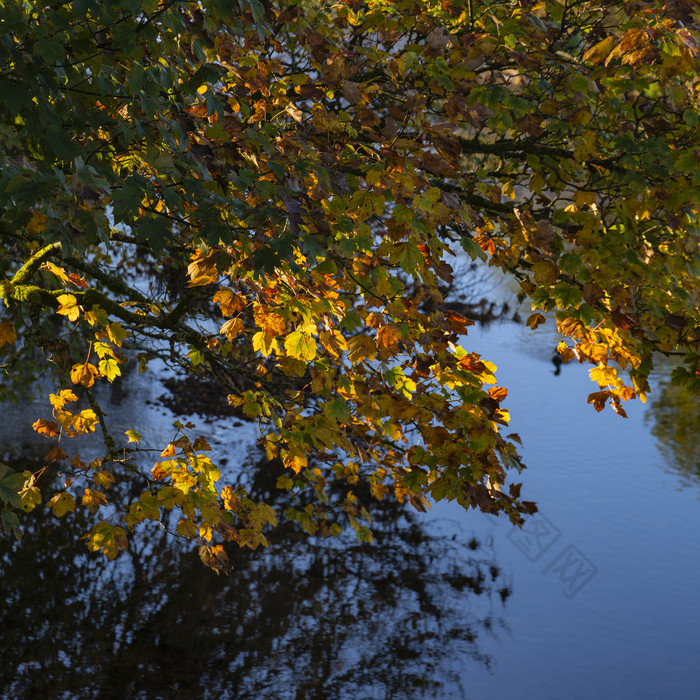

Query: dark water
left=1, top=320, right=699, bottom=699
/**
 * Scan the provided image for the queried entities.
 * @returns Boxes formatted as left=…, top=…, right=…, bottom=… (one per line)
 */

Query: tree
left=0, top=0, right=699, bottom=569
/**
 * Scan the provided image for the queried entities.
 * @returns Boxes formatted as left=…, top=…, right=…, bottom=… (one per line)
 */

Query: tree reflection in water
left=0, top=456, right=511, bottom=700
left=645, top=378, right=700, bottom=490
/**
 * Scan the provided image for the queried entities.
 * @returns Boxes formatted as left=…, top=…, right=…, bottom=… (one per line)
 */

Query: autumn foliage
left=1, top=0, right=699, bottom=570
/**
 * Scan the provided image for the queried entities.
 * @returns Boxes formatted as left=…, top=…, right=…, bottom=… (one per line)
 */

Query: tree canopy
left=1, top=0, right=699, bottom=570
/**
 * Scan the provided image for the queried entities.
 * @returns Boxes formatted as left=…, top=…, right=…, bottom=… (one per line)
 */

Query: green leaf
left=125, top=429, right=142, bottom=444
left=284, top=330, right=317, bottom=361
left=324, top=396, right=351, bottom=423
left=461, top=237, right=487, bottom=261
left=0, top=464, right=24, bottom=509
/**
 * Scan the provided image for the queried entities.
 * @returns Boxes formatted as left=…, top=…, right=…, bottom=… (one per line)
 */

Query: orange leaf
left=283, top=452, right=307, bottom=474
left=33, top=419, right=59, bottom=438
left=82, top=488, right=108, bottom=514
left=346, top=334, right=376, bottom=363
left=488, top=386, right=508, bottom=402
left=160, top=443, right=177, bottom=458
left=376, top=324, right=401, bottom=351
left=0, top=320, right=17, bottom=347
left=254, top=306, right=286, bottom=337
left=44, top=446, right=68, bottom=462
left=213, top=288, right=245, bottom=316
left=526, top=313, right=546, bottom=330
left=445, top=312, right=474, bottom=334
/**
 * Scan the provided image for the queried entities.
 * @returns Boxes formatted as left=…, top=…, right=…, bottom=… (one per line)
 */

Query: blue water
left=2, top=318, right=699, bottom=699
left=437, top=322, right=700, bottom=699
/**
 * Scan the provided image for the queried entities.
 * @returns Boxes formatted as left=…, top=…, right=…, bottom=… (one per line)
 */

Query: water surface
left=1, top=319, right=699, bottom=699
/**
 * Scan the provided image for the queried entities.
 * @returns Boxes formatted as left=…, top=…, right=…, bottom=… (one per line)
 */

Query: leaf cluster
left=1, top=0, right=699, bottom=566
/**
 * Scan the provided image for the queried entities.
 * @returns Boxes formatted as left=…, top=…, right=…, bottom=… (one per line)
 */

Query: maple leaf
left=49, top=390, right=79, bottom=410
left=106, top=322, right=127, bottom=346
left=72, top=409, right=98, bottom=434
left=213, top=288, right=245, bottom=316
left=526, top=313, right=546, bottom=330
left=220, top=317, right=244, bottom=340
left=98, top=357, right=121, bottom=382
left=0, top=321, right=17, bottom=347
left=347, top=335, right=376, bottom=363
left=125, top=429, right=141, bottom=444
left=86, top=522, right=128, bottom=559
left=70, top=363, right=100, bottom=388
left=48, top=492, right=75, bottom=518
left=93, top=470, right=115, bottom=490
left=20, top=481, right=42, bottom=513
left=32, top=419, right=59, bottom=438
left=26, top=210, right=47, bottom=234
left=44, top=446, right=68, bottom=462
left=82, top=488, right=108, bottom=514
left=56, top=294, right=81, bottom=323
left=283, top=452, right=307, bottom=475
left=377, top=324, right=402, bottom=352
left=252, top=331, right=279, bottom=357
left=0, top=465, right=25, bottom=509
left=587, top=391, right=612, bottom=412
left=284, top=330, right=317, bottom=361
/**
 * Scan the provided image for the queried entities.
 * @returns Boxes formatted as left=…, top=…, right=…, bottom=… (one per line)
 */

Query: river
left=1, top=315, right=699, bottom=699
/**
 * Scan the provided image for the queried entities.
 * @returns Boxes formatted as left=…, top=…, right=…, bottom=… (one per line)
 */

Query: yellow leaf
left=221, top=484, right=242, bottom=512
left=86, top=522, right=128, bottom=559
left=582, top=35, right=616, bottom=64
left=49, top=389, right=78, bottom=410
left=283, top=452, right=307, bottom=474
left=213, top=288, right=245, bottom=316
left=347, top=334, right=376, bottom=363
left=20, top=483, right=41, bottom=512
left=252, top=330, right=279, bottom=357
left=93, top=342, right=114, bottom=359
left=70, top=362, right=100, bottom=387
left=26, top=210, right=47, bottom=234
left=220, top=317, right=244, bottom=340
left=0, top=320, right=17, bottom=347
left=56, top=294, right=81, bottom=323
left=48, top=492, right=75, bottom=517
left=82, top=488, right=108, bottom=514
left=125, top=429, right=141, bottom=444
left=106, top=322, right=127, bottom=346
left=99, top=357, right=121, bottom=382
left=284, top=330, right=317, bottom=361
left=590, top=365, right=618, bottom=388
left=93, top=470, right=115, bottom=490
left=72, top=409, right=98, bottom=434
left=320, top=329, right=348, bottom=358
